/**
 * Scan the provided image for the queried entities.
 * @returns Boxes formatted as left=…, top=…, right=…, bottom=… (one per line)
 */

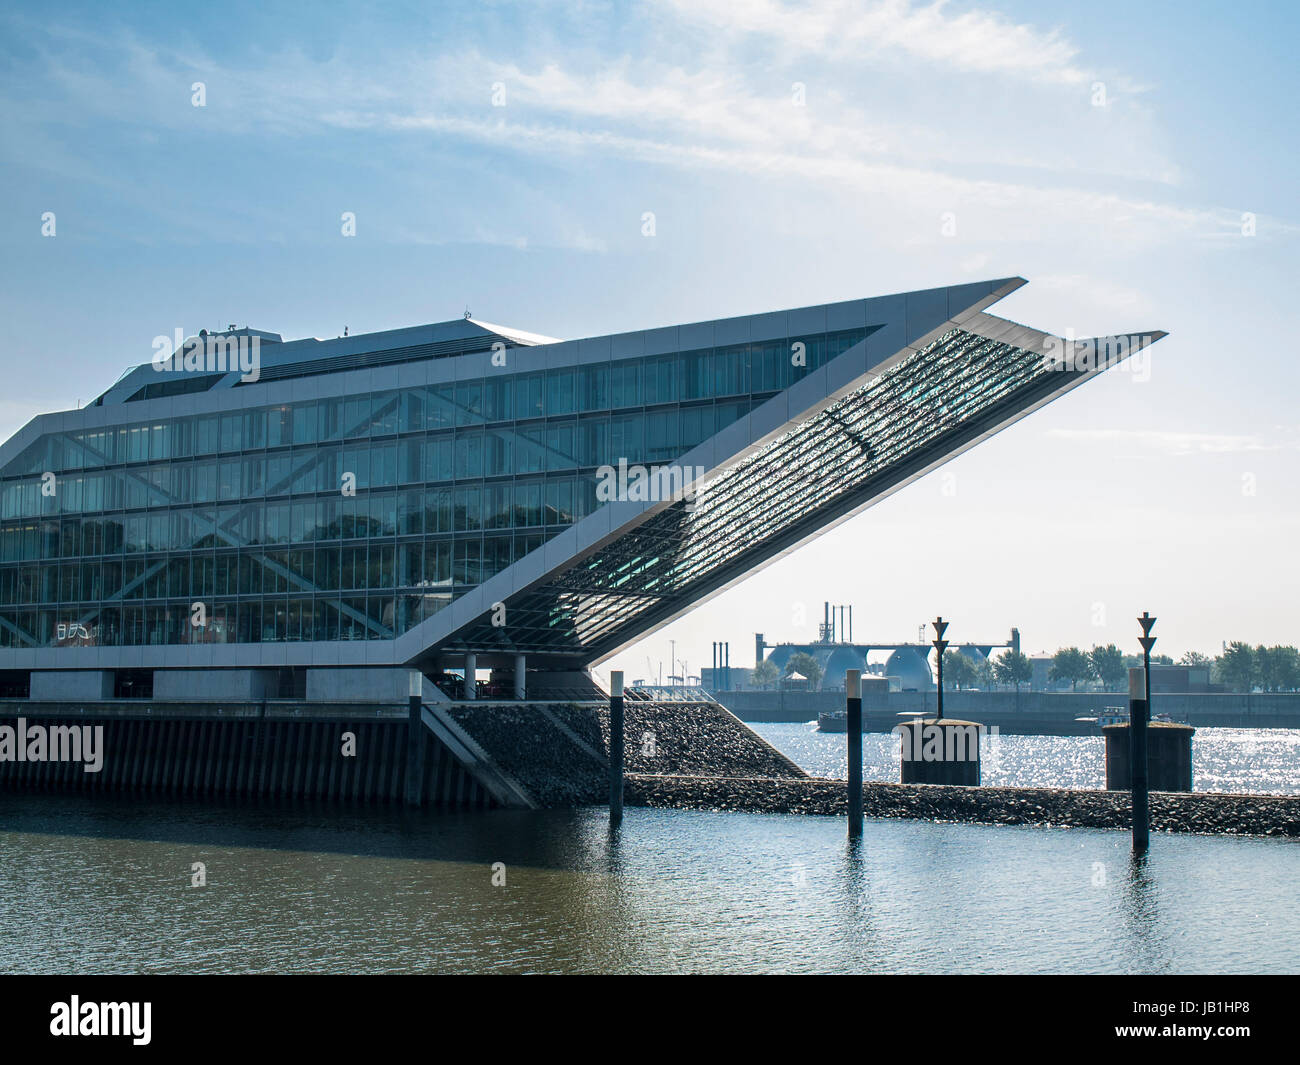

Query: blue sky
left=2, top=0, right=1297, bottom=676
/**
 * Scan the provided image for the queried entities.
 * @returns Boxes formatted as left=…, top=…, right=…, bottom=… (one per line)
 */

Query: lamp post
left=932, top=617, right=950, bottom=722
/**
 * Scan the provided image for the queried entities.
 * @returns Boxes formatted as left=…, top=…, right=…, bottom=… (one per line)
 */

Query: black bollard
left=1129, top=667, right=1149, bottom=852
left=846, top=669, right=863, bottom=838
left=609, top=670, right=625, bottom=824
left=404, top=670, right=426, bottom=807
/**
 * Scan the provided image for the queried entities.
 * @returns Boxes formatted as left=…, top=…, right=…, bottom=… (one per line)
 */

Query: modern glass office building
left=0, top=278, right=1162, bottom=702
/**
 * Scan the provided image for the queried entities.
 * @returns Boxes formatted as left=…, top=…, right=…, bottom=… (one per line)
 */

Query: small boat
left=1074, top=707, right=1177, bottom=729
left=1098, top=706, right=1128, bottom=727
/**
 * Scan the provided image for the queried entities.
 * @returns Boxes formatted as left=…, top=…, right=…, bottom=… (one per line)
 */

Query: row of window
left=1, top=402, right=752, bottom=519
left=0, top=593, right=479, bottom=647
left=0, top=478, right=598, bottom=561
left=0, top=534, right=547, bottom=607
left=4, top=329, right=865, bottom=478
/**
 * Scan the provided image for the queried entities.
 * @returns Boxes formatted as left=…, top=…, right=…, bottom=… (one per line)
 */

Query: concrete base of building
left=153, top=669, right=278, bottom=702
left=30, top=670, right=114, bottom=701
left=307, top=667, right=439, bottom=704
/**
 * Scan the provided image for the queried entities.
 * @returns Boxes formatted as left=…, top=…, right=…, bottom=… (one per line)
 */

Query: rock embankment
left=444, top=700, right=805, bottom=806
left=550, top=701, right=806, bottom=780
left=625, top=775, right=1300, bottom=837
left=444, top=703, right=605, bottom=806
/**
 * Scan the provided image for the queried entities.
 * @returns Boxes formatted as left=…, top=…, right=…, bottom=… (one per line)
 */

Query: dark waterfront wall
left=627, top=776, right=1300, bottom=837
left=718, top=689, right=1300, bottom=731
left=0, top=704, right=495, bottom=807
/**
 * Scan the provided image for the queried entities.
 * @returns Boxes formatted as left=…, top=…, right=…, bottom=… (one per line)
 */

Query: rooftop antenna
left=344, top=326, right=349, bottom=336
left=464, top=306, right=472, bottom=319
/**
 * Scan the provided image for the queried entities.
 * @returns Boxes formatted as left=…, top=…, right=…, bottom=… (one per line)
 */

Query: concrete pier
left=899, top=718, right=981, bottom=786
left=1105, top=721, right=1195, bottom=792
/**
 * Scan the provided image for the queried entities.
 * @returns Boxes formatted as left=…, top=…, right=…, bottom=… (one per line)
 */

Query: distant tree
left=784, top=651, right=823, bottom=690
left=1179, top=651, right=1212, bottom=668
left=1275, top=647, right=1300, bottom=691
left=994, top=650, right=1033, bottom=693
left=1256, top=645, right=1300, bottom=692
left=1088, top=644, right=1126, bottom=690
left=1124, top=651, right=1171, bottom=670
left=1049, top=647, right=1090, bottom=691
left=1216, top=642, right=1255, bottom=692
left=942, top=650, right=978, bottom=690
left=971, top=657, right=994, bottom=690
left=750, top=658, right=779, bottom=690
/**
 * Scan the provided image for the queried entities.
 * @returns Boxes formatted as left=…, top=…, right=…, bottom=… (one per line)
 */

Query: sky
left=1, top=0, right=1297, bottom=681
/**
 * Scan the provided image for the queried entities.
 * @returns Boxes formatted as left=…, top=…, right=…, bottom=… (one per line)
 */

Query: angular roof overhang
left=0, top=278, right=1165, bottom=672
left=400, top=281, right=1165, bottom=670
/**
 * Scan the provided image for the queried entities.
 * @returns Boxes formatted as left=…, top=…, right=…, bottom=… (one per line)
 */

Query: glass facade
left=449, top=327, right=1087, bottom=658
left=0, top=327, right=868, bottom=649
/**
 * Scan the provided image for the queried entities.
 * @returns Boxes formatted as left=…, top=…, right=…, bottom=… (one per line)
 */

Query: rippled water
left=752, top=724, right=1300, bottom=795
left=0, top=792, right=1296, bottom=974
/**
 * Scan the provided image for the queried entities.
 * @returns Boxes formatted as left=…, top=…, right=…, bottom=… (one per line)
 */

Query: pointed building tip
left=985, top=276, right=1029, bottom=295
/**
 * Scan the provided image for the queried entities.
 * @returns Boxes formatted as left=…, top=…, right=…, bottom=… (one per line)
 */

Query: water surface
left=0, top=793, right=1295, bottom=974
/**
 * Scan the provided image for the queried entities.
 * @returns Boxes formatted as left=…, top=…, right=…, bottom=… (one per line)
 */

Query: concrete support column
left=513, top=654, right=526, bottom=701
left=464, top=652, right=477, bottom=700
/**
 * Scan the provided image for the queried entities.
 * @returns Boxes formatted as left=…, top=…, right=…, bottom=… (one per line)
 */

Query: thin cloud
left=1046, top=428, right=1299, bottom=456
left=662, top=0, right=1109, bottom=87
